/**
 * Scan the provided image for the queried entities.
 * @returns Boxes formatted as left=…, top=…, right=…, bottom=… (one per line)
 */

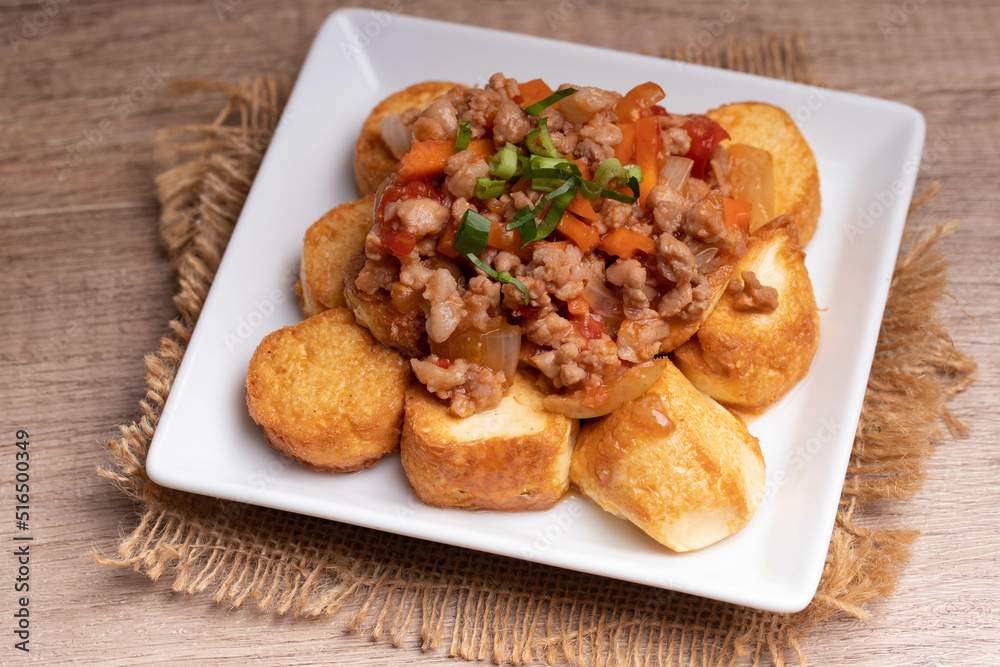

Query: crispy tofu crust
left=570, top=361, right=765, bottom=552
left=672, top=217, right=819, bottom=410
left=246, top=308, right=410, bottom=472
left=298, top=195, right=375, bottom=317
left=401, top=372, right=578, bottom=510
left=707, top=101, right=821, bottom=244
left=353, top=81, right=464, bottom=196
left=342, top=249, right=428, bottom=358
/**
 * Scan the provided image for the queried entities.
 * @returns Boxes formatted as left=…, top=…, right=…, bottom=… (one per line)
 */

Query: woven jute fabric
left=94, top=33, right=976, bottom=666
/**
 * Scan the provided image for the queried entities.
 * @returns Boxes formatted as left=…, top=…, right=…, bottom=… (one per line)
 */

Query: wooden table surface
left=2, top=1, right=998, bottom=664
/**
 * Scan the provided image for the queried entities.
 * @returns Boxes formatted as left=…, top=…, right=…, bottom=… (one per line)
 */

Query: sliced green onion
left=525, top=117, right=563, bottom=158
left=506, top=180, right=578, bottom=247
left=488, top=143, right=519, bottom=179
left=534, top=180, right=578, bottom=240
left=624, top=164, right=643, bottom=182
left=528, top=155, right=572, bottom=171
left=594, top=158, right=626, bottom=188
left=465, top=253, right=530, bottom=305
left=454, top=120, right=472, bottom=151
left=452, top=209, right=492, bottom=256
left=524, top=87, right=578, bottom=116
left=475, top=177, right=506, bottom=199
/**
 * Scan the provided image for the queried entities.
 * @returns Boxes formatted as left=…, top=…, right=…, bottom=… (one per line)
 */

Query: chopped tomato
left=682, top=114, right=730, bottom=180
left=376, top=178, right=442, bottom=257
left=723, top=197, right=752, bottom=233
left=511, top=305, right=540, bottom=320
left=614, top=82, right=666, bottom=122
left=572, top=311, right=606, bottom=340
left=436, top=357, right=452, bottom=369
left=649, top=104, right=667, bottom=117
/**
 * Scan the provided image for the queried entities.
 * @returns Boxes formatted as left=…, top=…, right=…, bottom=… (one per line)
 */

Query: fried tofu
left=342, top=249, right=428, bottom=358
left=298, top=195, right=375, bottom=317
left=672, top=216, right=818, bottom=411
left=246, top=308, right=410, bottom=472
left=707, top=102, right=821, bottom=244
left=353, top=81, right=463, bottom=196
left=570, top=361, right=765, bottom=552
left=401, top=372, right=578, bottom=511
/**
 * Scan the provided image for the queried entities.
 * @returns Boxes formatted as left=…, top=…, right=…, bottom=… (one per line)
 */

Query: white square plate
left=146, top=9, right=925, bottom=613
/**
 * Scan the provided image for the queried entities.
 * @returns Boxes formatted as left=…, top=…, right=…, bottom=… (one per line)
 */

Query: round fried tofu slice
left=246, top=308, right=410, bottom=472
left=343, top=249, right=428, bottom=359
left=707, top=101, right=821, bottom=244
left=299, top=195, right=375, bottom=317
left=571, top=361, right=765, bottom=552
left=672, top=216, right=819, bottom=411
left=354, top=81, right=463, bottom=196
left=401, top=372, right=578, bottom=511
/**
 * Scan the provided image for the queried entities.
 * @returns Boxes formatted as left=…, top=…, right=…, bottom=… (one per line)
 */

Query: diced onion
left=727, top=143, right=775, bottom=233
left=694, top=246, right=718, bottom=270
left=430, top=322, right=521, bottom=381
left=660, top=156, right=694, bottom=191
left=542, top=362, right=667, bottom=419
left=583, top=280, right=624, bottom=335
left=378, top=113, right=412, bottom=160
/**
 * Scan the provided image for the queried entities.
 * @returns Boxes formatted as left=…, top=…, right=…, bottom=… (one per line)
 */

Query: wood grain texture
left=1, top=0, right=997, bottom=664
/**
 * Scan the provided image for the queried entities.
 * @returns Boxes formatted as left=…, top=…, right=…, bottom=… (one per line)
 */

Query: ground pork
left=493, top=98, right=531, bottom=145
left=394, top=198, right=451, bottom=237
left=728, top=270, right=779, bottom=312
left=411, top=356, right=506, bottom=417
left=444, top=150, right=490, bottom=199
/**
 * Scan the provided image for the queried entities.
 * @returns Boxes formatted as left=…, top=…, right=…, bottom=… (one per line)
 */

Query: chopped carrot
left=519, top=79, right=554, bottom=109
left=723, top=197, right=752, bottom=233
left=634, top=116, right=663, bottom=207
left=436, top=218, right=460, bottom=259
left=397, top=139, right=493, bottom=181
left=598, top=227, right=656, bottom=259
left=566, top=297, right=589, bottom=316
left=556, top=211, right=600, bottom=252
left=569, top=158, right=592, bottom=181
left=566, top=193, right=599, bottom=221
left=614, top=122, right=635, bottom=165
left=488, top=216, right=523, bottom=253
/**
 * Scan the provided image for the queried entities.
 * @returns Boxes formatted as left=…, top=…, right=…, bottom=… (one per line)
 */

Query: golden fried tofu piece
left=571, top=361, right=765, bottom=552
left=672, top=216, right=819, bottom=410
left=707, top=101, right=821, bottom=244
left=246, top=308, right=410, bottom=472
left=401, top=372, right=578, bottom=511
left=343, top=249, right=428, bottom=358
left=354, top=81, right=463, bottom=196
left=298, top=195, right=375, bottom=317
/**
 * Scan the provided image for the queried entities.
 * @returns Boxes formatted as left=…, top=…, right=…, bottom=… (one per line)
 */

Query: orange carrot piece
left=519, top=79, right=554, bottom=109
left=556, top=212, right=600, bottom=252
left=566, top=193, right=599, bottom=221
left=723, top=197, right=752, bottom=233
left=569, top=158, right=592, bottom=181
left=488, top=217, right=523, bottom=253
left=614, top=122, right=635, bottom=165
left=598, top=227, right=656, bottom=259
left=634, top=116, right=662, bottom=207
left=397, top=139, right=493, bottom=181
left=436, top=219, right=460, bottom=259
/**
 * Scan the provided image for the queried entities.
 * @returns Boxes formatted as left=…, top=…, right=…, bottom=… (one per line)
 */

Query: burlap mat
left=94, top=31, right=976, bottom=665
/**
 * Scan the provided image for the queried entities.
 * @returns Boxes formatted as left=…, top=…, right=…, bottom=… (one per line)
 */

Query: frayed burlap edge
left=92, top=34, right=976, bottom=667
